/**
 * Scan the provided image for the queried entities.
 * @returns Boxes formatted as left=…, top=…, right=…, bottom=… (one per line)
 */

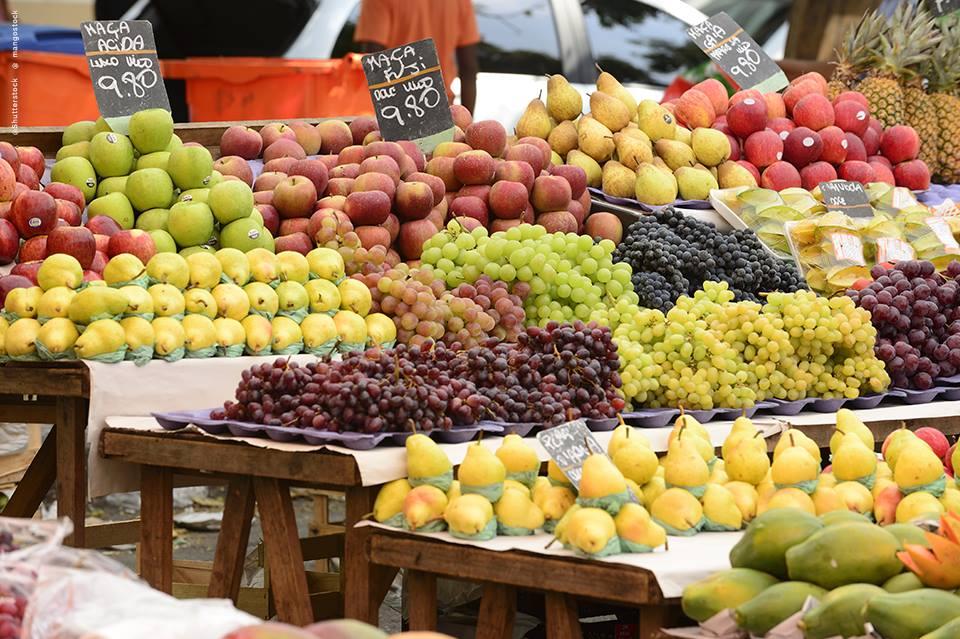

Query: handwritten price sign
left=362, top=39, right=454, bottom=153
left=686, top=13, right=787, bottom=94
left=80, top=20, right=170, bottom=132
left=820, top=180, right=873, bottom=218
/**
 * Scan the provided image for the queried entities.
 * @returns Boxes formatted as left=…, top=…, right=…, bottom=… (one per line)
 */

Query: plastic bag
left=785, top=214, right=870, bottom=294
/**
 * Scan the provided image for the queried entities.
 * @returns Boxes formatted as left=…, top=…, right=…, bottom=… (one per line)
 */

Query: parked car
left=286, top=0, right=790, bottom=123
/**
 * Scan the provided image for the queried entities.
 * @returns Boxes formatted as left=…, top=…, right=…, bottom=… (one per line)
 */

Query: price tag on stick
left=820, top=180, right=873, bottom=218
left=686, top=12, right=788, bottom=93
left=927, top=0, right=960, bottom=20
left=80, top=20, right=170, bottom=134
left=362, top=38, right=455, bottom=154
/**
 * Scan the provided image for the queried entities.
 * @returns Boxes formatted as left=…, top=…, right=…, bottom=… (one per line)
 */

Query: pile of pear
left=515, top=71, right=757, bottom=207
left=0, top=245, right=397, bottom=362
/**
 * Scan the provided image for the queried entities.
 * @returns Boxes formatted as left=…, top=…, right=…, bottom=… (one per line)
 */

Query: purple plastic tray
left=476, top=420, right=538, bottom=437
left=846, top=394, right=886, bottom=409
left=765, top=397, right=817, bottom=416
left=941, top=386, right=960, bottom=401
left=589, top=188, right=714, bottom=213
left=622, top=409, right=677, bottom=429
left=896, top=387, right=946, bottom=404
left=586, top=417, right=619, bottom=431
left=152, top=409, right=504, bottom=450
left=809, top=397, right=849, bottom=413
left=937, top=373, right=960, bottom=386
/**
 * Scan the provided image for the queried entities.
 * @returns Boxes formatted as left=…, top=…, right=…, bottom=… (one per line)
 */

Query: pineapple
left=928, top=15, right=960, bottom=183
left=827, top=10, right=887, bottom=100
left=898, top=4, right=943, bottom=171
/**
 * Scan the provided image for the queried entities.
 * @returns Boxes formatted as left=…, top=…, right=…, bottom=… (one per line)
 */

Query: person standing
left=353, top=0, right=480, bottom=114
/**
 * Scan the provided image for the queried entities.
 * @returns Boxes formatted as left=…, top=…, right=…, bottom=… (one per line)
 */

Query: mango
left=729, top=508, right=823, bottom=579
left=919, top=615, right=960, bottom=638
left=883, top=572, right=924, bottom=593
left=866, top=589, right=960, bottom=639
left=819, top=510, right=871, bottom=527
left=886, top=522, right=930, bottom=549
left=786, top=522, right=902, bottom=589
left=682, top=568, right=778, bottom=623
left=800, top=583, right=884, bottom=639
left=734, top=581, right=827, bottom=636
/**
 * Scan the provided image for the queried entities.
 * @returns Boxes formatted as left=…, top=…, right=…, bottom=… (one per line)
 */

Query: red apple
left=90, top=250, right=108, bottom=273
left=83, top=269, right=103, bottom=282
left=10, top=261, right=41, bottom=284
left=17, top=235, right=47, bottom=262
left=15, top=146, right=43, bottom=178
left=220, top=125, right=263, bottom=160
left=255, top=204, right=280, bottom=235
left=16, top=164, right=39, bottom=190
left=85, top=215, right=122, bottom=237
left=274, top=232, right=313, bottom=255
left=272, top=175, right=318, bottom=219
left=43, top=182, right=84, bottom=211
left=11, top=190, right=57, bottom=238
left=93, top=234, right=110, bottom=253
left=0, top=142, right=20, bottom=174
left=55, top=199, right=82, bottom=226
left=259, top=122, right=296, bottom=148
left=914, top=427, right=950, bottom=460
left=0, top=218, right=18, bottom=264
left=288, top=159, right=329, bottom=196
left=0, top=274, right=31, bottom=305
left=278, top=218, right=311, bottom=236
left=397, top=219, right=439, bottom=260
left=107, top=229, right=157, bottom=264
left=46, top=225, right=96, bottom=269
left=0, top=159, right=15, bottom=202
left=213, top=156, right=254, bottom=186
left=946, top=443, right=957, bottom=476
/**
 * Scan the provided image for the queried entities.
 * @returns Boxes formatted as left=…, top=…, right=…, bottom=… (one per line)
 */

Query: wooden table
left=362, top=527, right=684, bottom=639
left=0, top=361, right=138, bottom=548
left=98, top=427, right=386, bottom=626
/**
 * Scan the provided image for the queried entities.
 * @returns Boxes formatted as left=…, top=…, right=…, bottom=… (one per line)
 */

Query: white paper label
left=876, top=238, right=915, bottom=263
left=926, top=216, right=960, bottom=252
left=830, top=232, right=866, bottom=265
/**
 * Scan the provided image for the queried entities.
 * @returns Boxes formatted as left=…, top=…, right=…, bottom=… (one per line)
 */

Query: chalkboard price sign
left=537, top=420, right=638, bottom=503
left=362, top=38, right=455, bottom=153
left=927, top=0, right=960, bottom=19
left=80, top=20, right=170, bottom=132
left=820, top=180, right=873, bottom=218
left=686, top=13, right=788, bottom=94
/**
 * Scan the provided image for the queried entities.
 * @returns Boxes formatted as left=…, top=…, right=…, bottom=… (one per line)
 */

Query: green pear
left=635, top=162, right=677, bottom=205
left=675, top=166, right=719, bottom=200
left=150, top=230, right=177, bottom=253
left=62, top=120, right=97, bottom=146
left=515, top=98, right=552, bottom=140
left=56, top=141, right=90, bottom=161
left=220, top=218, right=265, bottom=252
left=167, top=145, right=214, bottom=190
left=168, top=201, right=215, bottom=248
left=96, top=176, right=128, bottom=198
left=546, top=74, right=582, bottom=122
left=613, top=130, right=652, bottom=170
left=208, top=180, right=254, bottom=225
left=136, top=151, right=170, bottom=172
left=601, top=160, right=636, bottom=199
left=636, top=99, right=676, bottom=141
left=88, top=192, right=135, bottom=229
left=128, top=108, right=174, bottom=154
left=654, top=139, right=695, bottom=171
left=125, top=168, right=174, bottom=212
left=566, top=150, right=603, bottom=188
left=547, top=120, right=579, bottom=156
left=93, top=116, right=112, bottom=134
left=577, top=115, right=615, bottom=163
left=88, top=131, right=134, bottom=177
left=691, top=128, right=732, bottom=167
left=590, top=91, right=631, bottom=132
left=597, top=67, right=637, bottom=114
left=718, top=161, right=758, bottom=188
left=50, top=156, right=97, bottom=203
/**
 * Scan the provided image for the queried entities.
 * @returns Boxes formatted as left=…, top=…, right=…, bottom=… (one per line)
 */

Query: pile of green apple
left=0, top=245, right=397, bottom=363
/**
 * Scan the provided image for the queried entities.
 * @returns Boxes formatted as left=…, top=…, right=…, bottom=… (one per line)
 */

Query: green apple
left=128, top=108, right=174, bottom=154
left=125, top=168, right=174, bottom=212
left=96, top=176, right=128, bottom=198
left=167, top=146, right=213, bottom=190
left=149, top=229, right=177, bottom=253
left=88, top=192, right=135, bottom=230
left=220, top=217, right=266, bottom=253
left=135, top=208, right=170, bottom=232
left=50, top=156, right=98, bottom=203
left=89, top=131, right=135, bottom=178
left=178, top=188, right=210, bottom=204
left=136, top=151, right=170, bottom=172
left=208, top=180, right=254, bottom=225
left=168, top=201, right=215, bottom=248
left=257, top=228, right=275, bottom=252
left=93, top=117, right=112, bottom=134
left=205, top=170, right=223, bottom=188
left=165, top=134, right=183, bottom=152
left=62, top=120, right=97, bottom=146
left=180, top=245, right=215, bottom=258
left=56, top=141, right=90, bottom=161
left=249, top=208, right=264, bottom=227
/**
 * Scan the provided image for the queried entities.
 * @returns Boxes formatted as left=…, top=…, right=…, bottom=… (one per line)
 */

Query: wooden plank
left=56, top=397, right=88, bottom=547
left=100, top=431, right=362, bottom=485
left=2, top=428, right=55, bottom=518
left=406, top=570, right=438, bottom=632
left=84, top=519, right=140, bottom=549
left=208, top=477, right=256, bottom=603
left=254, top=477, right=314, bottom=626
left=300, top=527, right=345, bottom=561
left=637, top=604, right=668, bottom=639
left=0, top=397, right=57, bottom=423
left=476, top=583, right=517, bottom=639
left=544, top=592, right=581, bottom=639
left=368, top=534, right=661, bottom=606
left=0, top=362, right=89, bottom=397
left=343, top=486, right=397, bottom=624
left=140, top=465, right=174, bottom=593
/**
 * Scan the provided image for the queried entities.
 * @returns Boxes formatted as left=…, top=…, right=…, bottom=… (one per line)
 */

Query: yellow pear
left=885, top=429, right=919, bottom=471
left=709, top=462, right=729, bottom=485
left=373, top=479, right=411, bottom=524
left=724, top=481, right=759, bottom=522
left=834, top=481, right=873, bottom=514
left=830, top=409, right=874, bottom=453
left=718, top=161, right=758, bottom=188
left=547, top=120, right=579, bottom=156
left=725, top=433, right=770, bottom=486
left=181, top=314, right=217, bottom=354
left=120, top=316, right=154, bottom=355
left=771, top=434, right=818, bottom=489
left=641, top=476, right=666, bottom=507
left=650, top=487, right=703, bottom=535
left=301, top=313, right=337, bottom=351
left=74, top=318, right=126, bottom=359
left=495, top=434, right=540, bottom=487
left=654, top=138, right=695, bottom=171
left=690, top=127, right=731, bottom=167
left=566, top=149, right=603, bottom=188
left=148, top=283, right=185, bottom=317
left=35, top=317, right=79, bottom=358
left=271, top=315, right=303, bottom=353
left=701, top=483, right=743, bottom=531
left=103, top=253, right=145, bottom=287
left=832, top=433, right=878, bottom=483
left=445, top=493, right=496, bottom=539
left=579, top=453, right=628, bottom=503
left=615, top=502, right=666, bottom=552
left=446, top=480, right=461, bottom=502
left=565, top=507, right=618, bottom=555
left=671, top=409, right=711, bottom=442
left=534, top=483, right=576, bottom=528
left=760, top=487, right=816, bottom=516
left=239, top=314, right=270, bottom=354
left=243, top=282, right=279, bottom=317
left=722, top=412, right=758, bottom=461
left=402, top=485, right=448, bottom=531
left=636, top=99, right=676, bottom=141
left=211, top=283, right=249, bottom=320
left=612, top=440, right=659, bottom=485
left=495, top=487, right=545, bottom=534
left=613, top=129, right=653, bottom=169
left=515, top=97, right=552, bottom=140
left=896, top=491, right=943, bottom=522
left=406, top=433, right=452, bottom=490
left=37, top=287, right=76, bottom=321
left=3, top=318, right=40, bottom=358
left=597, top=68, right=637, bottom=114
left=503, top=479, right=530, bottom=496
left=548, top=459, right=573, bottom=488
left=545, top=74, right=582, bottom=122
left=577, top=115, right=615, bottom=162
left=458, top=443, right=506, bottom=500
left=119, top=285, right=153, bottom=318
left=774, top=428, right=821, bottom=464
left=608, top=424, right=651, bottom=458
left=216, top=247, right=250, bottom=286
left=186, top=251, right=223, bottom=289
left=675, top=166, right=719, bottom=201
left=184, top=288, right=217, bottom=319
left=152, top=316, right=186, bottom=357
left=894, top=440, right=945, bottom=492
left=601, top=160, right=636, bottom=198
left=4, top=286, right=42, bottom=319
left=146, top=253, right=190, bottom=289
left=940, top=487, right=960, bottom=515
left=276, top=250, right=310, bottom=284
left=37, top=254, right=83, bottom=291
left=247, top=248, right=280, bottom=284
left=590, top=91, right=631, bottom=132
left=811, top=484, right=845, bottom=515
left=663, top=430, right=710, bottom=494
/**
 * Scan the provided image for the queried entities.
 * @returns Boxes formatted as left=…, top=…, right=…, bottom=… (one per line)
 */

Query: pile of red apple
left=214, top=109, right=619, bottom=261
left=669, top=72, right=929, bottom=191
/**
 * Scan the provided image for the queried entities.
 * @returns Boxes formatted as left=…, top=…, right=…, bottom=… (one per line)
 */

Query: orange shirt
left=355, top=0, right=480, bottom=101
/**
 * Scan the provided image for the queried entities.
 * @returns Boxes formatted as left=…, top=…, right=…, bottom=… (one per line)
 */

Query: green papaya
left=883, top=572, right=925, bottom=593
left=920, top=616, right=960, bottom=639
left=867, top=589, right=960, bottom=639
left=886, top=523, right=930, bottom=549
left=682, top=568, right=779, bottom=623
left=786, top=522, right=902, bottom=588
left=734, top=581, right=827, bottom=636
left=730, top=509, right=823, bottom=579
left=800, top=583, right=884, bottom=639
left=820, top=510, right=871, bottom=526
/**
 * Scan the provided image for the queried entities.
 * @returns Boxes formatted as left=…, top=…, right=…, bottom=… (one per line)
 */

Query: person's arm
left=456, top=44, right=478, bottom=114
left=353, top=0, right=390, bottom=53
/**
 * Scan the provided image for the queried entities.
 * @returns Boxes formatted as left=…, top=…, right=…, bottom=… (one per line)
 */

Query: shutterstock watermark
left=9, top=10, right=18, bottom=134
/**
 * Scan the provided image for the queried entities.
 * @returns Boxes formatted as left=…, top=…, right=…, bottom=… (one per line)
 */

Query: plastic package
left=785, top=213, right=870, bottom=293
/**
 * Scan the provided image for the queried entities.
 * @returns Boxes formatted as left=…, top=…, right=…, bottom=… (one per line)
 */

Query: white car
left=286, top=0, right=790, bottom=124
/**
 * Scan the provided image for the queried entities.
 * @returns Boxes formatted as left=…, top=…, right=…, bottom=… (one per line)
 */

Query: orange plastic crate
left=0, top=50, right=99, bottom=126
